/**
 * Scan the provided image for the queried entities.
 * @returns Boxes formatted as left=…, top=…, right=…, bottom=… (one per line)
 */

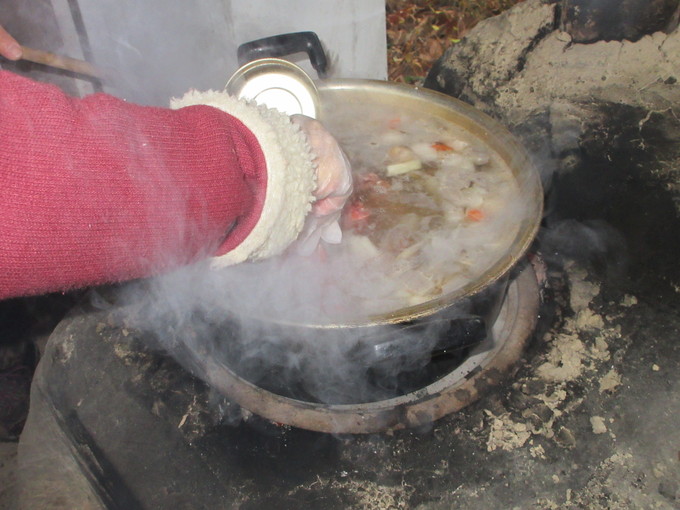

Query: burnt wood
left=560, top=0, right=680, bottom=42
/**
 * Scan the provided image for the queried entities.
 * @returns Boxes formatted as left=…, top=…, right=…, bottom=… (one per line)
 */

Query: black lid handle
left=237, top=31, right=328, bottom=79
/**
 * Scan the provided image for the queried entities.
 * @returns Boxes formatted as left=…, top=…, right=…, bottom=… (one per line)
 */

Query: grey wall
left=76, top=0, right=237, bottom=105
left=76, top=0, right=387, bottom=106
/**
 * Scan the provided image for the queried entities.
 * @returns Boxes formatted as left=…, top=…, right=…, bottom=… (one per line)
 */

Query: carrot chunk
left=387, top=118, right=401, bottom=129
left=431, top=142, right=453, bottom=152
left=466, top=208, right=484, bottom=221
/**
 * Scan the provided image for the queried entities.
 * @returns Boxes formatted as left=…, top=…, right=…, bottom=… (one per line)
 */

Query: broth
left=217, top=100, right=529, bottom=323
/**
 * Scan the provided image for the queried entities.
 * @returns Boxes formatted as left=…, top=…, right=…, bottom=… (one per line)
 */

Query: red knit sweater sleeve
left=0, top=71, right=267, bottom=299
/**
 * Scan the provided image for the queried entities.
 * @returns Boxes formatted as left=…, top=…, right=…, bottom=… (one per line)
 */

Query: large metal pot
left=317, top=80, right=543, bottom=325
left=163, top=33, right=544, bottom=432
left=225, top=32, right=544, bottom=329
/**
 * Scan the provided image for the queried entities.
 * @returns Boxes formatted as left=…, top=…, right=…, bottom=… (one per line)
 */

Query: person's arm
left=0, top=71, right=344, bottom=299
left=0, top=26, right=22, bottom=60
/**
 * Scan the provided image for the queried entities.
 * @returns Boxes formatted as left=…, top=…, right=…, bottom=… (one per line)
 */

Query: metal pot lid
left=226, top=58, right=320, bottom=118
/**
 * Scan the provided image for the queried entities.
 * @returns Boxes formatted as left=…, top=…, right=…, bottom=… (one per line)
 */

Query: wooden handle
left=19, top=45, right=101, bottom=79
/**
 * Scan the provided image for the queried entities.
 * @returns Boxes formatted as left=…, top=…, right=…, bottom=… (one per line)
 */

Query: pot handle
left=349, top=316, right=488, bottom=367
left=237, top=31, right=329, bottom=78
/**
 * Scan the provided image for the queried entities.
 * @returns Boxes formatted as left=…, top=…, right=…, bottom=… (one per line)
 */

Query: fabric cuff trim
left=170, top=91, right=316, bottom=266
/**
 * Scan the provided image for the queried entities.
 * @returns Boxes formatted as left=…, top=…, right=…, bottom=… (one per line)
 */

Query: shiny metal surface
left=226, top=58, right=320, bottom=117
left=306, top=79, right=544, bottom=327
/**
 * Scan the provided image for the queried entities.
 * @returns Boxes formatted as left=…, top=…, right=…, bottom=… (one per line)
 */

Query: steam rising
left=33, top=8, right=539, bottom=411
left=110, top=80, right=539, bottom=411
left=115, top=262, right=468, bottom=406
left=540, top=218, right=629, bottom=284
